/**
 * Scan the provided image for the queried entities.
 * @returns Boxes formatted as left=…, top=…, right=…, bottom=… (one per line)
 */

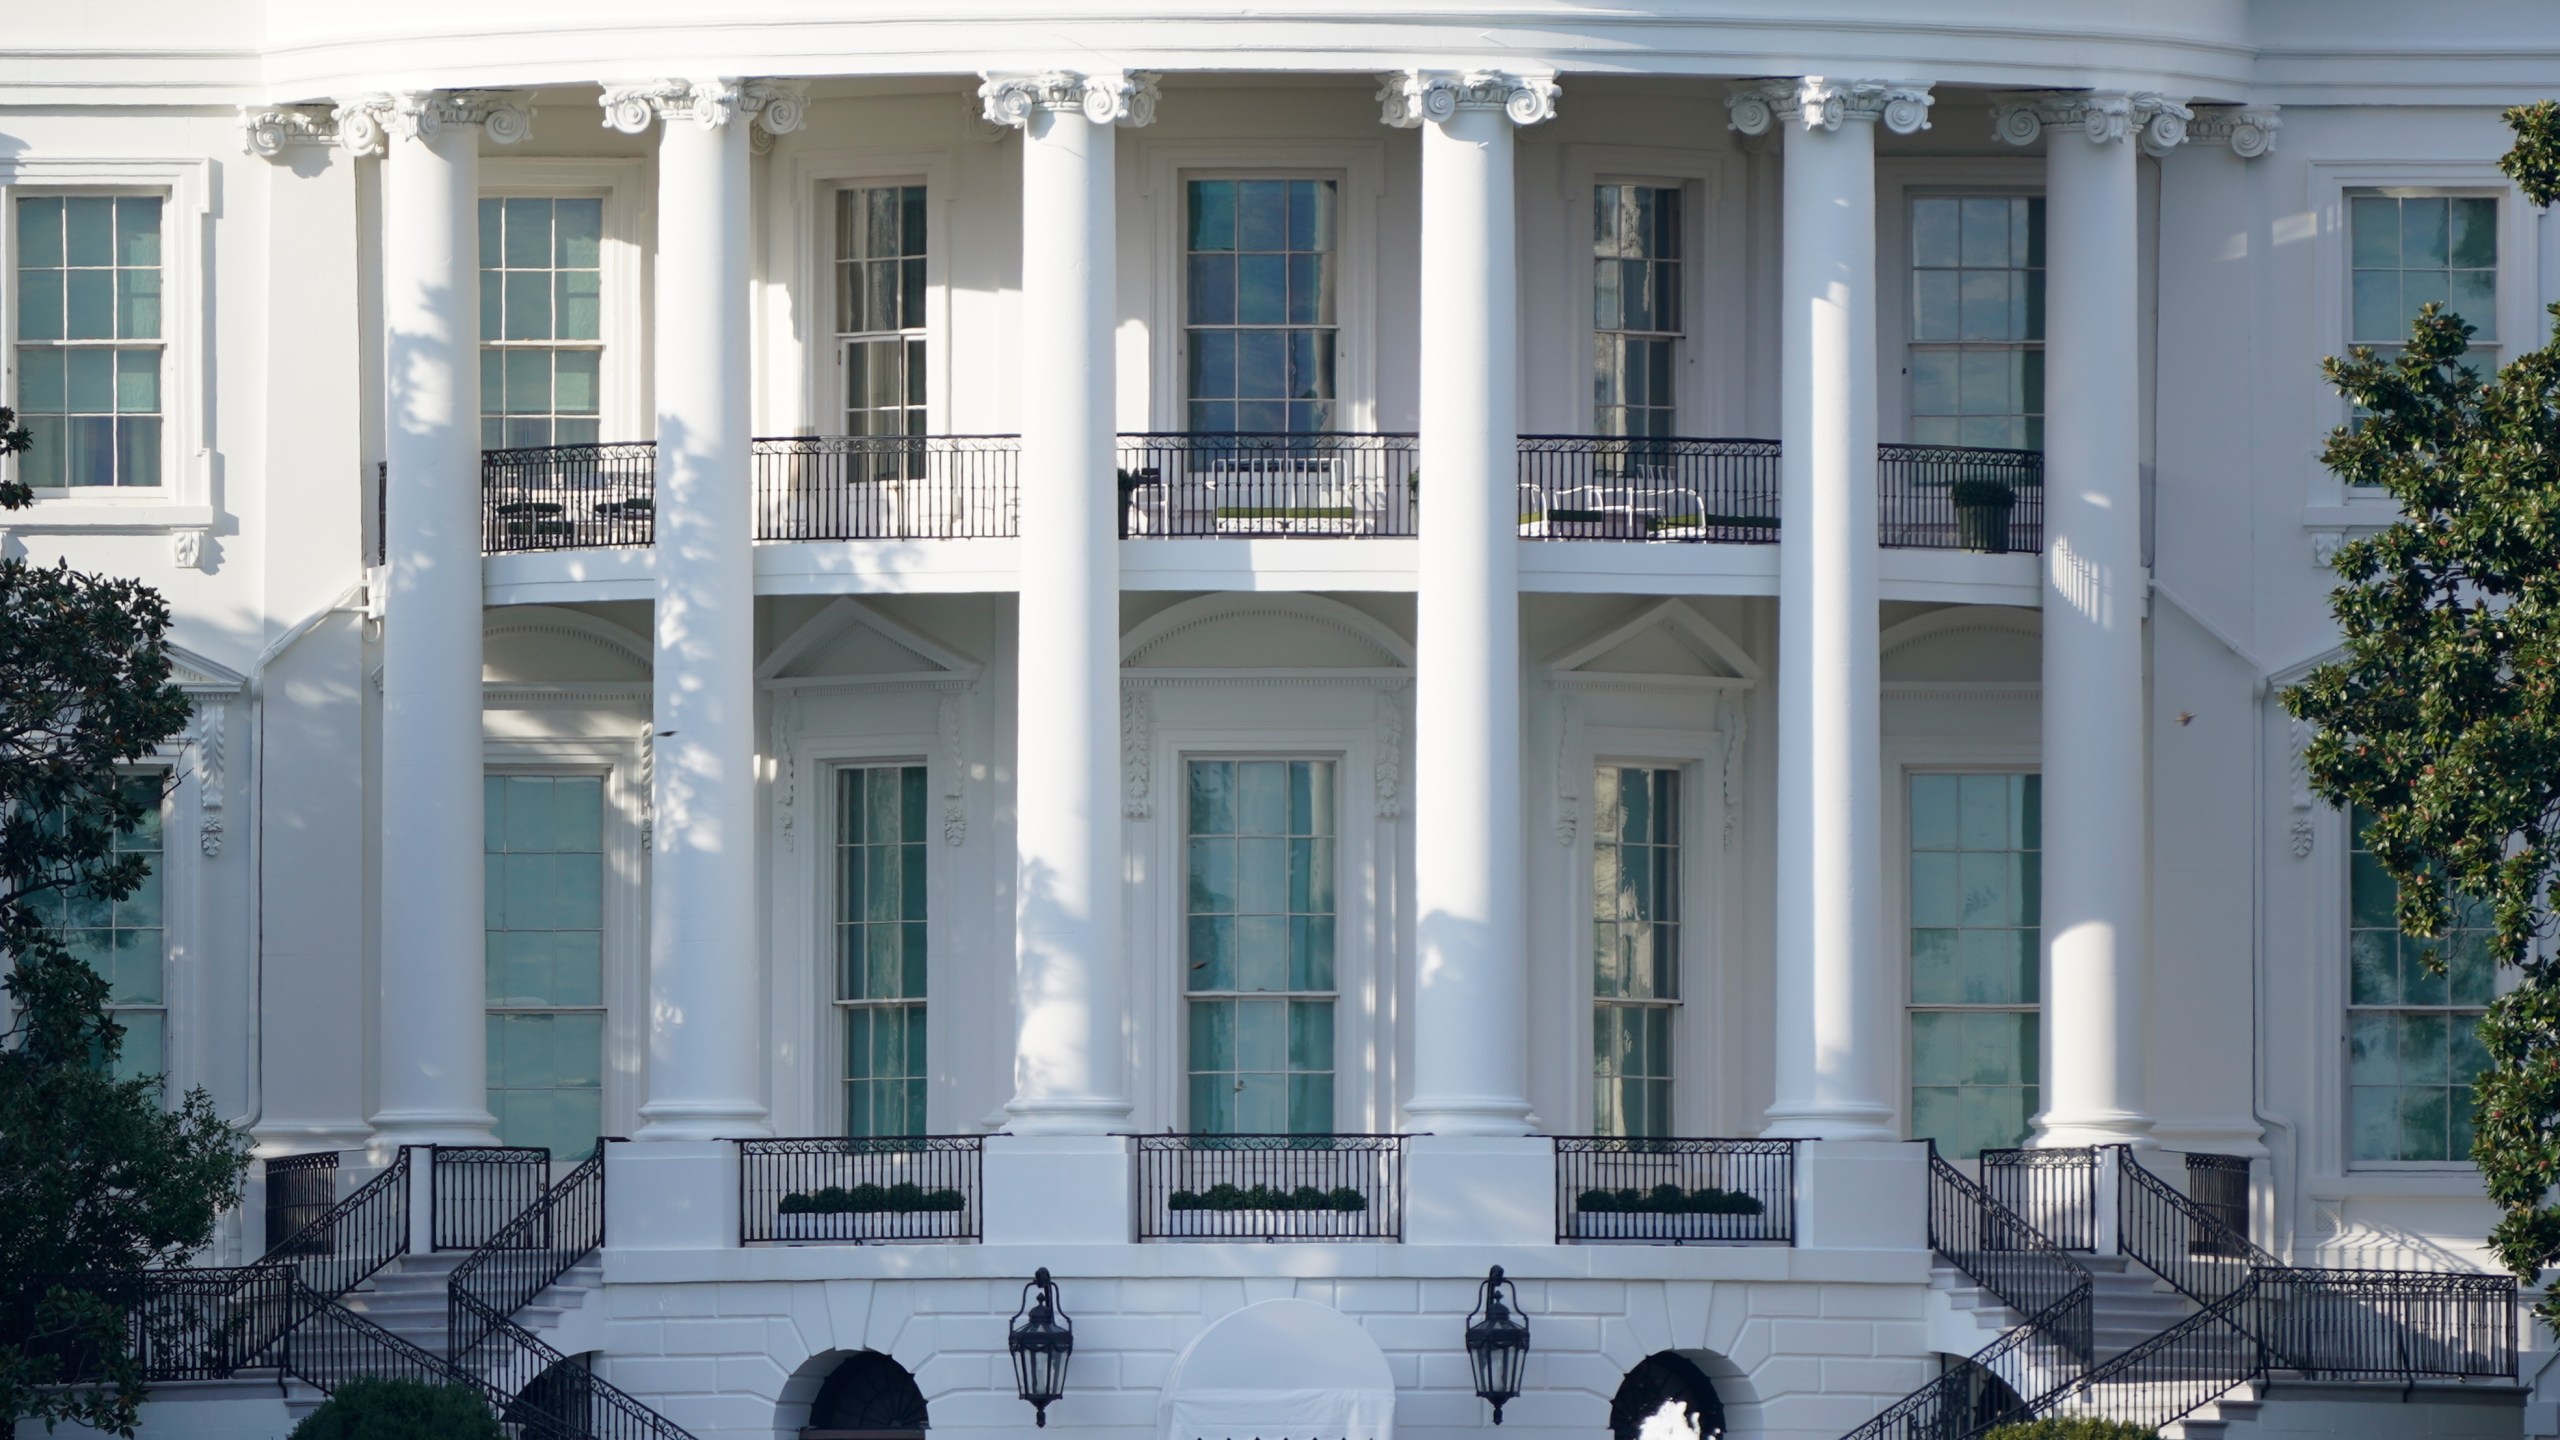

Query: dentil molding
left=1726, top=78, right=1933, bottom=137
left=978, top=71, right=1160, bottom=129
left=599, top=79, right=808, bottom=136
left=332, top=91, right=534, bottom=157
left=1377, top=69, right=1560, bottom=129
left=1990, top=90, right=2192, bottom=154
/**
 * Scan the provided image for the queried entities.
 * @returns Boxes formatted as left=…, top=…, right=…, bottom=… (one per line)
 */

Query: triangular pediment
left=759, top=598, right=981, bottom=686
left=166, top=643, right=247, bottom=693
left=1548, top=600, right=1757, bottom=685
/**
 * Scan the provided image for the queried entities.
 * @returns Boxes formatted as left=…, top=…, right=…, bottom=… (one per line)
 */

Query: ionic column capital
left=240, top=105, right=338, bottom=159
left=977, top=71, right=1161, bottom=129
left=2185, top=104, right=2282, bottom=159
left=1991, top=90, right=2193, bottom=153
left=332, top=90, right=533, bottom=157
left=1726, top=77, right=1934, bottom=137
left=1376, top=69, right=1559, bottom=129
left=598, top=78, right=808, bottom=137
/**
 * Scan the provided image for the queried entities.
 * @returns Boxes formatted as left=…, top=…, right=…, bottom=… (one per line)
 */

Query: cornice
left=1990, top=89, right=2192, bottom=153
left=976, top=70, right=1160, bottom=129
left=1725, top=77, right=1934, bottom=136
left=1376, top=69, right=1560, bottom=129
left=331, top=90, right=533, bottom=157
left=598, top=78, right=808, bottom=136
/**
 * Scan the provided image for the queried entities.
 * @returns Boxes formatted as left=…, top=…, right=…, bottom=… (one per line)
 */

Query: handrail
left=2008, top=1277, right=2266, bottom=1439
left=2111, top=1145, right=2280, bottom=1307
left=1838, top=1286, right=2078, bottom=1440
left=1927, top=1143, right=2093, bottom=1351
left=1515, top=434, right=1781, bottom=544
left=447, top=1141, right=605, bottom=1361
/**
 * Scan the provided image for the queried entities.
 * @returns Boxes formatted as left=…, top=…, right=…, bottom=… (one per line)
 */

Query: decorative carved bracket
left=2186, top=105, right=2281, bottom=159
left=1377, top=69, right=1561, bottom=129
left=240, top=106, right=339, bottom=159
left=333, top=91, right=533, bottom=157
left=598, top=79, right=807, bottom=137
left=978, top=71, right=1160, bottom=129
left=1727, top=78, right=1933, bottom=136
left=1991, top=90, right=2191, bottom=154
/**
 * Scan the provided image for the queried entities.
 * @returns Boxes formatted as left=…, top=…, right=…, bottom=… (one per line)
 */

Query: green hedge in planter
left=289, top=1379, right=503, bottom=1440
left=1981, top=1419, right=2157, bottom=1440
left=1167, top=1182, right=1367, bottom=1213
left=1574, top=1183, right=1765, bottom=1216
left=778, top=1181, right=968, bottom=1215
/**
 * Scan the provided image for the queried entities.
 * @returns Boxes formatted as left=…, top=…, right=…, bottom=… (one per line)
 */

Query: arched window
left=804, top=1350, right=929, bottom=1440
left=1611, top=1352, right=1725, bottom=1440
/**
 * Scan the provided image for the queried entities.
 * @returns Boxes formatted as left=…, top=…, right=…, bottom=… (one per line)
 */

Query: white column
left=344, top=91, right=530, bottom=1150
left=1381, top=71, right=1556, bottom=1137
left=1731, top=79, right=1932, bottom=1143
left=602, top=80, right=805, bottom=1141
left=981, top=72, right=1155, bottom=1136
left=1999, top=92, right=2186, bottom=1149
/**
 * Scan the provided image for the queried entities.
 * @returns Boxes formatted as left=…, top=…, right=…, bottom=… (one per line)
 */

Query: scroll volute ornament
left=1376, top=70, right=1560, bottom=129
left=1724, top=78, right=1934, bottom=137
left=977, top=72, right=1161, bottom=130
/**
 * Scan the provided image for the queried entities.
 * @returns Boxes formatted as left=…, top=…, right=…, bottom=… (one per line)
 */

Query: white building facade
left=5, top=2, right=2554, bottom=1438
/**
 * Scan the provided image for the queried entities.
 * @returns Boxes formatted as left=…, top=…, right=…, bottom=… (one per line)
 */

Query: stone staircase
left=333, top=1250, right=603, bottom=1366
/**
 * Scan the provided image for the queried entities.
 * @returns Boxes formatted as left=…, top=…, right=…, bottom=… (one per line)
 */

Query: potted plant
left=1571, top=1182, right=1767, bottom=1240
left=1949, top=477, right=2016, bottom=554
left=1161, top=1181, right=1367, bottom=1238
left=771, top=1181, right=969, bottom=1241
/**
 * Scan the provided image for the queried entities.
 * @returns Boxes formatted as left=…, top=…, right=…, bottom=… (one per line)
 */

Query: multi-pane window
left=1908, top=773, right=2042, bottom=1160
left=836, top=185, right=928, bottom=441
left=1593, top=767, right=1682, bottom=1137
left=1185, top=759, right=1337, bottom=1133
left=836, top=765, right=929, bottom=1137
left=2348, top=807, right=2495, bottom=1164
left=1594, top=185, right=1684, bottom=438
left=2350, top=193, right=2498, bottom=366
left=14, top=196, right=164, bottom=488
left=478, top=197, right=603, bottom=450
left=1185, top=179, right=1338, bottom=434
left=44, top=775, right=167, bottom=1091
left=1909, top=195, right=2044, bottom=451
left=484, top=775, right=605, bottom=1156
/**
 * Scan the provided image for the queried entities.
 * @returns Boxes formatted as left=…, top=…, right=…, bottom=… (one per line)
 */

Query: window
left=1185, top=179, right=1337, bottom=433
left=478, top=197, right=603, bottom=450
left=2348, top=807, right=2494, bottom=1163
left=43, top=775, right=167, bottom=1090
left=836, top=185, right=928, bottom=442
left=14, top=196, right=164, bottom=488
left=2350, top=193, right=2498, bottom=364
left=835, top=765, right=928, bottom=1137
left=1908, top=773, right=2041, bottom=1160
left=1185, top=759, right=1336, bottom=1133
left=1594, top=185, right=1684, bottom=438
left=1909, top=195, right=2043, bottom=451
left=1593, top=766, right=1682, bottom=1136
left=484, top=775, right=604, bottom=1156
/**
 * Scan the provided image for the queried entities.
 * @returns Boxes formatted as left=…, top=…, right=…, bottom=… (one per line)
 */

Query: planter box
left=1156, top=1207, right=1368, bottom=1240
left=1954, top=503, right=2013, bottom=554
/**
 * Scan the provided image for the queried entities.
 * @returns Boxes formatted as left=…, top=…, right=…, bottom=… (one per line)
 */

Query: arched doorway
left=1611, top=1352, right=1726, bottom=1440
left=803, top=1350, right=929, bottom=1440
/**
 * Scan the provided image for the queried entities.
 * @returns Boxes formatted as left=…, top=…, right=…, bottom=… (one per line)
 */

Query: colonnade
left=357, top=69, right=2164, bottom=1161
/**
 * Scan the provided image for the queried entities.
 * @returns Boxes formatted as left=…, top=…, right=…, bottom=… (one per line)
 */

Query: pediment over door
left=1547, top=598, right=1758, bottom=690
left=1122, top=593, right=1413, bottom=676
left=758, top=597, right=983, bottom=689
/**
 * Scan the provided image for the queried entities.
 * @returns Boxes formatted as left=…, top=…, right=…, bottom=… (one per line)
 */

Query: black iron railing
left=2185, top=1153, right=2252, bottom=1257
left=264, top=1151, right=340, bottom=1257
left=430, top=1146, right=551, bottom=1252
left=1839, top=1292, right=2072, bottom=1440
left=369, top=461, right=387, bottom=567
left=1980, top=1148, right=2099, bottom=1252
left=1552, top=1137, right=1795, bottom=1244
left=753, top=435, right=1019, bottom=540
left=1135, top=1134, right=1407, bottom=1241
left=1878, top=443, right=2044, bottom=553
left=2113, top=1145, right=2278, bottom=1307
left=2016, top=1280, right=2267, bottom=1437
left=1115, top=433, right=1419, bottom=538
left=737, top=1136, right=986, bottom=1245
left=37, top=1264, right=300, bottom=1384
left=2252, top=1266, right=2516, bottom=1381
left=448, top=1142, right=604, bottom=1360
left=481, top=442, right=658, bottom=552
left=1516, top=436, right=1781, bottom=543
left=272, top=1146, right=412, bottom=1303
left=1927, top=1144, right=2093, bottom=1349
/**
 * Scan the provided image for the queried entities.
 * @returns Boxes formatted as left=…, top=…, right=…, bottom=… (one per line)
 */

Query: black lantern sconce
left=1008, top=1267, right=1075, bottom=1427
left=1465, top=1265, right=1532, bottom=1424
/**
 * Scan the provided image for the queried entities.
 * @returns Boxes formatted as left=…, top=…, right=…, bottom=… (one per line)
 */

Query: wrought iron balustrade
left=430, top=1146, right=551, bottom=1252
left=2250, top=1265, right=2515, bottom=1382
left=1135, top=1134, right=1407, bottom=1241
left=264, top=1150, right=340, bottom=1257
left=1927, top=1143, right=2094, bottom=1346
left=481, top=442, right=659, bottom=552
left=2184, top=1152, right=2252, bottom=1257
left=1980, top=1147, right=2099, bottom=1252
left=753, top=434, right=1019, bottom=540
left=738, top=1136, right=985, bottom=1245
left=1517, top=436, right=1781, bottom=543
left=1115, top=433, right=1418, bottom=537
left=447, top=1141, right=604, bottom=1360
left=1552, top=1137, right=1796, bottom=1244
left=1878, top=442, right=2044, bottom=553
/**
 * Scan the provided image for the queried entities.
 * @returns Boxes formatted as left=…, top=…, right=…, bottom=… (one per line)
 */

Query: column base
left=604, top=1139, right=738, bottom=1250
left=1402, top=1096, right=1534, bottom=1137
left=1000, top=1095, right=1133, bottom=1137
left=1405, top=1134, right=1552, bottom=1246
left=983, top=1134, right=1133, bottom=1245
left=366, top=1107, right=496, bottom=1153
left=2032, top=1109, right=2156, bottom=1149
left=1761, top=1103, right=1898, bottom=1143
left=633, top=1099, right=770, bottom=1142
left=1795, top=1140, right=1928, bottom=1251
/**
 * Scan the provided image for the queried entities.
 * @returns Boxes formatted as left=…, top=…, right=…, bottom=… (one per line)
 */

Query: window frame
left=1176, top=173, right=1346, bottom=436
left=1588, top=180, right=1693, bottom=440
left=830, top=760, right=933, bottom=1137
left=830, top=183, right=932, bottom=443
left=798, top=745, right=946, bottom=1139
left=1901, top=768, right=2045, bottom=1162
left=1550, top=147, right=1744, bottom=439
left=1588, top=761, right=1689, bottom=1138
left=480, top=766, right=614, bottom=1157
left=1875, top=159, right=2044, bottom=453
left=0, top=158, right=210, bottom=526
left=1901, top=191, right=2046, bottom=453
left=476, top=160, right=647, bottom=451
left=768, top=151, right=953, bottom=439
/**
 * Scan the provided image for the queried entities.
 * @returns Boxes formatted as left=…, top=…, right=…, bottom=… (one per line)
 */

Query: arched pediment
left=758, top=597, right=981, bottom=686
left=483, top=607, right=651, bottom=684
left=1880, top=607, right=2040, bottom=684
left=1548, top=599, right=1758, bottom=687
left=1122, top=594, right=1413, bottom=671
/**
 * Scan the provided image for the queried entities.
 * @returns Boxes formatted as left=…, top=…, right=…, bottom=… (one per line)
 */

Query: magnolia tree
left=0, top=408, right=254, bottom=1434
left=2283, top=101, right=2560, bottom=1327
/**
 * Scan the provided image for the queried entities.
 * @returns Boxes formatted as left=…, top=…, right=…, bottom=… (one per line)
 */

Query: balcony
left=737, top=1135, right=985, bottom=1245
left=1134, top=1133, right=1408, bottom=1242
left=1553, top=1137, right=1798, bottom=1245
left=474, top=436, right=2043, bottom=555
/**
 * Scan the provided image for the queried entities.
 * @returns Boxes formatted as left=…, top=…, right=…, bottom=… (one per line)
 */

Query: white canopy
left=1158, top=1298, right=1397, bottom=1440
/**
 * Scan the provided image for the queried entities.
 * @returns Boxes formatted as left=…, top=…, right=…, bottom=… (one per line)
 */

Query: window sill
left=0, top=501, right=213, bottom=532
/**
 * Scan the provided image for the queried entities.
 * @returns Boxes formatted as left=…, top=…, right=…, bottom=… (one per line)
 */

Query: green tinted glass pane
left=2351, top=196, right=2400, bottom=267
left=111, top=1010, right=165, bottom=1087
left=115, top=349, right=158, bottom=413
left=502, top=198, right=550, bottom=268
left=556, top=270, right=601, bottom=342
left=65, top=269, right=113, bottom=340
left=1288, top=999, right=1333, bottom=1072
left=64, top=198, right=113, bottom=266
left=556, top=198, right=602, bottom=268
left=2402, top=199, right=2449, bottom=268
left=1188, top=762, right=1234, bottom=835
left=19, top=197, right=63, bottom=267
left=504, top=270, right=552, bottom=341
